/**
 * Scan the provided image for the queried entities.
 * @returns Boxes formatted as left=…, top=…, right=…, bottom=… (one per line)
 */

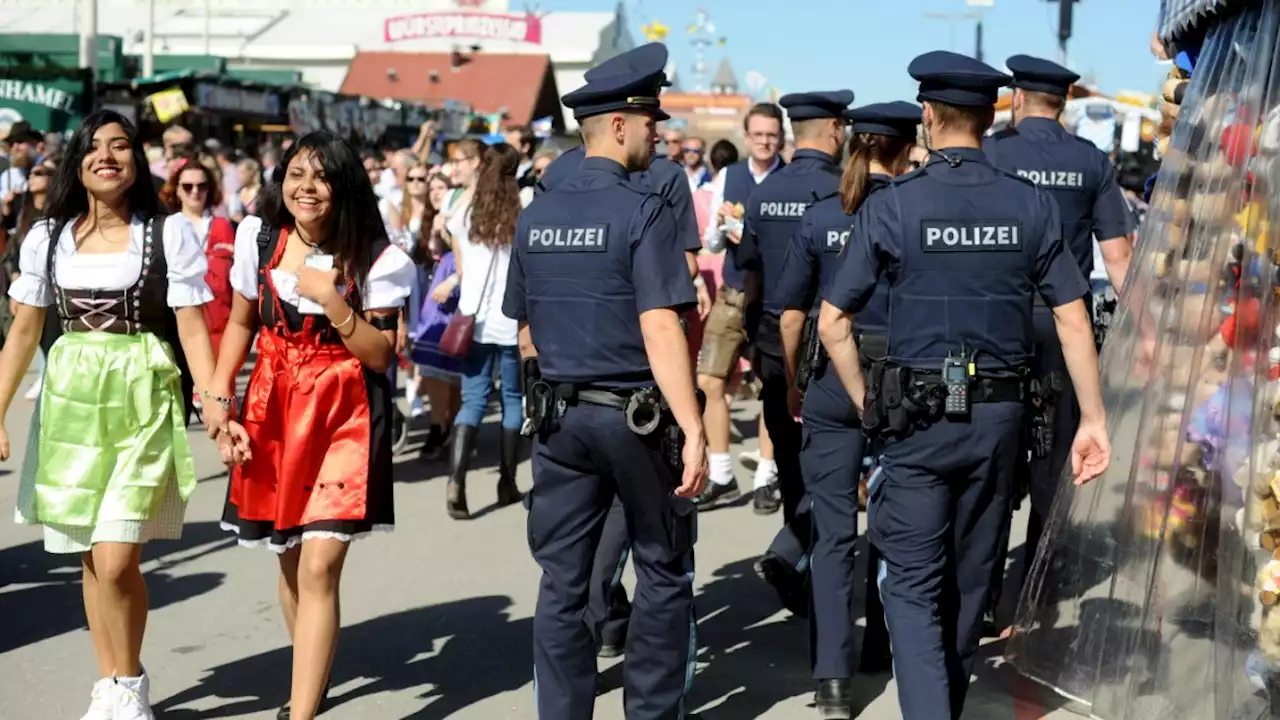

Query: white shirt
left=0, top=167, right=27, bottom=198
left=448, top=194, right=518, bottom=346
left=10, top=214, right=213, bottom=308
left=229, top=215, right=415, bottom=311
left=703, top=156, right=781, bottom=250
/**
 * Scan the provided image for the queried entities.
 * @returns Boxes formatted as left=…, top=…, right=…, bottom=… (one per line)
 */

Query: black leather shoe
left=276, top=682, right=332, bottom=719
left=814, top=679, right=853, bottom=719
left=597, top=643, right=624, bottom=659
left=752, top=485, right=781, bottom=515
left=694, top=479, right=741, bottom=510
left=755, top=552, right=809, bottom=618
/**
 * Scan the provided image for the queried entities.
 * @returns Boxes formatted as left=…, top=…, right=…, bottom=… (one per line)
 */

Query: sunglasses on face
left=682, top=147, right=703, bottom=154
left=30, top=168, right=52, bottom=178
left=181, top=182, right=208, bottom=193
left=407, top=176, right=428, bottom=183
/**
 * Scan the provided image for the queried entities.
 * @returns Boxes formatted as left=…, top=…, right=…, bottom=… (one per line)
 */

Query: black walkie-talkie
left=942, top=349, right=973, bottom=416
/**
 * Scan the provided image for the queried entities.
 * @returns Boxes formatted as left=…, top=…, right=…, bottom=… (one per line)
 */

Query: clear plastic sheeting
left=1009, top=3, right=1280, bottom=719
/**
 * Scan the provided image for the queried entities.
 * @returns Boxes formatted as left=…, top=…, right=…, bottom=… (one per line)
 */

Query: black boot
left=447, top=425, right=478, bottom=520
left=814, top=679, right=853, bottom=719
left=496, top=428, right=523, bottom=507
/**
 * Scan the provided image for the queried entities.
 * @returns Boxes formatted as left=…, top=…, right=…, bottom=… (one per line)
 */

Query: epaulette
left=989, top=127, right=1020, bottom=142
left=811, top=187, right=840, bottom=203
left=889, top=164, right=929, bottom=186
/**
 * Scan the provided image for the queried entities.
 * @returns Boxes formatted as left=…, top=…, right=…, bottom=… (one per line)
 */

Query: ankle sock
left=709, top=452, right=734, bottom=486
left=753, top=459, right=778, bottom=490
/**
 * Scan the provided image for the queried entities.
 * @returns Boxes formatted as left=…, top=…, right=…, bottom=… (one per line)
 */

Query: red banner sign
left=384, top=12, right=542, bottom=44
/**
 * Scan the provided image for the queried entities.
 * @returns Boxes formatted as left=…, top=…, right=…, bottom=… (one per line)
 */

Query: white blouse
left=9, top=214, right=213, bottom=308
left=230, top=215, right=415, bottom=311
left=448, top=195, right=518, bottom=346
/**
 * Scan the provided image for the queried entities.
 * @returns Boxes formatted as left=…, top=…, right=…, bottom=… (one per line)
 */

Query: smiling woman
left=0, top=108, right=221, bottom=719
left=204, top=130, right=415, bottom=720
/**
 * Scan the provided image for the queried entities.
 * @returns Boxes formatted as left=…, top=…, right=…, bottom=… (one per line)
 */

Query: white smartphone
left=298, top=254, right=336, bottom=314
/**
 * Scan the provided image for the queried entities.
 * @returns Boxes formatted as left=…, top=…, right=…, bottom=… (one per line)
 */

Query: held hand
left=0, top=424, right=9, bottom=462
left=726, top=229, right=743, bottom=245
left=202, top=399, right=228, bottom=439
left=297, top=266, right=341, bottom=305
left=219, top=420, right=253, bottom=466
left=695, top=283, right=712, bottom=321
left=1070, top=420, right=1111, bottom=486
left=676, top=429, right=709, bottom=499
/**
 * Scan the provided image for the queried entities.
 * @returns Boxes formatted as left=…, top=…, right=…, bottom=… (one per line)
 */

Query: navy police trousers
left=800, top=363, right=866, bottom=680
left=870, top=402, right=1024, bottom=720
left=585, top=498, right=632, bottom=652
left=528, top=403, right=696, bottom=720
left=756, top=349, right=807, bottom=525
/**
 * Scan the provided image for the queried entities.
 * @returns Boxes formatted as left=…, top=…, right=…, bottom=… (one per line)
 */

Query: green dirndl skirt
left=14, top=331, right=197, bottom=553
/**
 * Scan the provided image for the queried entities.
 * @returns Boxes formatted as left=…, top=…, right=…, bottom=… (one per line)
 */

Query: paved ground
left=0, top=367, right=1083, bottom=719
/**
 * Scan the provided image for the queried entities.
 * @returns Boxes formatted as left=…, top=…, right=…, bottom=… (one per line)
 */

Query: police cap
left=779, top=90, right=855, bottom=121
left=562, top=43, right=671, bottom=122
left=1005, top=54, right=1080, bottom=97
left=908, top=51, right=1011, bottom=108
left=842, top=101, right=922, bottom=138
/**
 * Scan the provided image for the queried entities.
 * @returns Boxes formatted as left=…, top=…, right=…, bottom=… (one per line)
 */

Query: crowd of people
left=0, top=19, right=1175, bottom=720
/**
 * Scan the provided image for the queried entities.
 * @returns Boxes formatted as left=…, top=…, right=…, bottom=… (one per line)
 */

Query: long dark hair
left=45, top=109, right=159, bottom=245
left=260, top=131, right=386, bottom=290
left=839, top=132, right=914, bottom=215
left=414, top=173, right=452, bottom=267
left=469, top=142, right=521, bottom=249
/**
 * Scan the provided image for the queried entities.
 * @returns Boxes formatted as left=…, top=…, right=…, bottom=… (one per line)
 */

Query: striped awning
left=1159, top=0, right=1239, bottom=44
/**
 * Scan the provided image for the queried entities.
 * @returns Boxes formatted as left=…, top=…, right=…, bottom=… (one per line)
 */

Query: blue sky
left=541, top=0, right=1168, bottom=104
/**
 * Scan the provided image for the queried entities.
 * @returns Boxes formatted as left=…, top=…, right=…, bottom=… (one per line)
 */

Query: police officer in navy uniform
left=773, top=101, right=921, bottom=717
left=739, top=90, right=852, bottom=609
left=983, top=54, right=1134, bottom=623
left=503, top=42, right=709, bottom=720
left=817, top=52, right=1111, bottom=719
left=538, top=46, right=711, bottom=664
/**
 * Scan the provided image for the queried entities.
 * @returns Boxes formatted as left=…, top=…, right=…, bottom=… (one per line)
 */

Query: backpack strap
left=256, top=219, right=281, bottom=270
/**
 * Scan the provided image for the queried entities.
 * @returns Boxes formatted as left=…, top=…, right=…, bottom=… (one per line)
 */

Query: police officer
left=739, top=90, right=852, bottom=608
left=817, top=51, right=1111, bottom=719
left=983, top=54, right=1135, bottom=620
left=503, top=42, right=708, bottom=720
left=773, top=101, right=921, bottom=717
left=538, top=47, right=711, bottom=663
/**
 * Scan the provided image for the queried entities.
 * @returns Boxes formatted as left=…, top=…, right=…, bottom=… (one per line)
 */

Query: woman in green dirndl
left=0, top=110, right=227, bottom=720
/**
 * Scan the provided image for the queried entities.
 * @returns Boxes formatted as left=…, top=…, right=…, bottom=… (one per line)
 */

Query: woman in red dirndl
left=208, top=132, right=413, bottom=720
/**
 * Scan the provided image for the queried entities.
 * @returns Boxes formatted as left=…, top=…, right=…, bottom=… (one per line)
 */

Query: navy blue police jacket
left=537, top=145, right=702, bottom=254
left=983, top=117, right=1135, bottom=279
left=503, top=156, right=696, bottom=387
left=824, top=148, right=1089, bottom=371
left=719, top=158, right=783, bottom=293
left=740, top=149, right=842, bottom=320
left=774, top=174, right=892, bottom=334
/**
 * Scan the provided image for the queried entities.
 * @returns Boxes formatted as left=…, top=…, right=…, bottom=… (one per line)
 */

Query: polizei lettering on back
left=1016, top=169, right=1085, bottom=189
left=920, top=220, right=1023, bottom=252
left=759, top=201, right=810, bottom=218
left=527, top=225, right=609, bottom=253
left=824, top=228, right=850, bottom=252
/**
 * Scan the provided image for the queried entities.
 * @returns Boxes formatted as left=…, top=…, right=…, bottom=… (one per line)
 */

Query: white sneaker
left=23, top=378, right=42, bottom=400
left=114, top=673, right=154, bottom=720
left=80, top=678, right=117, bottom=720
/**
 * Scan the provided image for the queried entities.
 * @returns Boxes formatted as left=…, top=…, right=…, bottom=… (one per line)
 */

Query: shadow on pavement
left=685, top=554, right=892, bottom=718
left=155, top=594, right=533, bottom=719
left=0, top=521, right=233, bottom=654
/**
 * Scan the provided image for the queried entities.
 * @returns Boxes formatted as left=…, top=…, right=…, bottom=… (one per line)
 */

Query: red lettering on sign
left=384, top=12, right=543, bottom=44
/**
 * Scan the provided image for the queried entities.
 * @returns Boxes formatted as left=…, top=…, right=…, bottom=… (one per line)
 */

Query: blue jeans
left=457, top=342, right=522, bottom=430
